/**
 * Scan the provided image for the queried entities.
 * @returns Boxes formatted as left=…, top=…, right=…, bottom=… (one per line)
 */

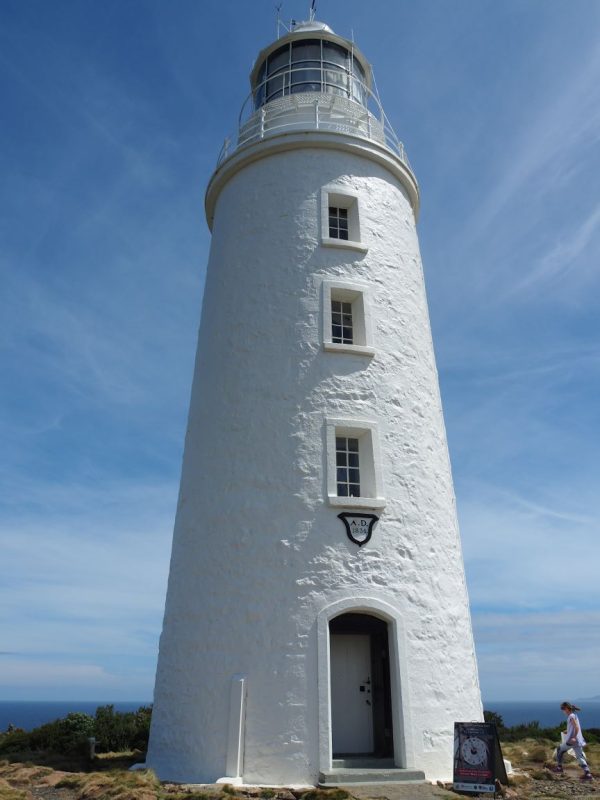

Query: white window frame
left=325, top=418, right=385, bottom=509
left=334, top=434, right=362, bottom=498
left=322, top=280, right=375, bottom=357
left=320, top=185, right=368, bottom=253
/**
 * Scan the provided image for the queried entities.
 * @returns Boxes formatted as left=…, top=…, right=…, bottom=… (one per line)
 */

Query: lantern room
left=250, top=21, right=372, bottom=109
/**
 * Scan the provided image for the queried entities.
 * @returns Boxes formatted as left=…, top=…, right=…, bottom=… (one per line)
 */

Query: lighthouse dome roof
left=289, top=20, right=334, bottom=34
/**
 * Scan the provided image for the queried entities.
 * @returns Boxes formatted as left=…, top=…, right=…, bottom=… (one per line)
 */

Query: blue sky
left=1, top=0, right=599, bottom=704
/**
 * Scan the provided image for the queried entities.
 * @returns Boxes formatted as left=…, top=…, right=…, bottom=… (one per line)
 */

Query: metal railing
left=216, top=67, right=410, bottom=170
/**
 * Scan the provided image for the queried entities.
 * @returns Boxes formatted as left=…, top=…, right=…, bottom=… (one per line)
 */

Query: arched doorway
left=329, top=613, right=394, bottom=758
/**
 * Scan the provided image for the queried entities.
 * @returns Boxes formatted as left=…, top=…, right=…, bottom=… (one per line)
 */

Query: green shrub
left=0, top=705, right=152, bottom=757
left=33, top=712, right=93, bottom=755
left=483, top=710, right=505, bottom=730
left=0, top=712, right=94, bottom=756
left=500, top=721, right=563, bottom=743
left=0, top=730, right=31, bottom=755
left=585, top=728, right=600, bottom=744
left=93, top=705, right=152, bottom=753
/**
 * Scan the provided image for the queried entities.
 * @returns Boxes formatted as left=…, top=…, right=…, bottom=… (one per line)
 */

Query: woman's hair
left=560, top=701, right=581, bottom=712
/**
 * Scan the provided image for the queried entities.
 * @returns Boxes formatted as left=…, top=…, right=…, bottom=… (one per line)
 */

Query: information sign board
left=453, top=721, right=507, bottom=794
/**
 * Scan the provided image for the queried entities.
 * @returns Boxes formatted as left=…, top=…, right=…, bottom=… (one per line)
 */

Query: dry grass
left=502, top=737, right=600, bottom=770
left=497, top=739, right=600, bottom=800
left=0, top=776, right=29, bottom=800
left=165, top=793, right=225, bottom=800
left=529, top=744, right=551, bottom=763
left=2, top=743, right=600, bottom=800
left=63, top=768, right=160, bottom=800
left=0, top=758, right=160, bottom=800
left=0, top=760, right=54, bottom=785
left=299, top=792, right=350, bottom=800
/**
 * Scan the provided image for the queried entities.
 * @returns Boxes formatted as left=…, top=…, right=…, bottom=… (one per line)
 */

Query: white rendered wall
left=147, top=142, right=482, bottom=785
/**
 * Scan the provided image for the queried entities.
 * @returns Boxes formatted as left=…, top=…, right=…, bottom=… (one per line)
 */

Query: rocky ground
left=1, top=739, right=598, bottom=800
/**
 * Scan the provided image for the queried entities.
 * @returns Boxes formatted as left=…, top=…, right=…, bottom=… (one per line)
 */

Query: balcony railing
left=216, top=68, right=410, bottom=171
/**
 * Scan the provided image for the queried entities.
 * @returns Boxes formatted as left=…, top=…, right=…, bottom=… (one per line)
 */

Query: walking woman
left=554, top=702, right=593, bottom=781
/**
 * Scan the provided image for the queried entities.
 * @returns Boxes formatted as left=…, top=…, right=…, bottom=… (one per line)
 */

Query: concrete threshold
left=319, top=767, right=426, bottom=785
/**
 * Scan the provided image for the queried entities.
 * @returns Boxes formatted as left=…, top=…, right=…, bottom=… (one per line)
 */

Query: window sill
left=323, top=342, right=375, bottom=358
left=321, top=237, right=368, bottom=254
left=328, top=495, right=386, bottom=510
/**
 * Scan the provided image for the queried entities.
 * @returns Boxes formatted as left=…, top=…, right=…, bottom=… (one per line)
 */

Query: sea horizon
left=3, top=698, right=600, bottom=733
left=0, top=700, right=152, bottom=732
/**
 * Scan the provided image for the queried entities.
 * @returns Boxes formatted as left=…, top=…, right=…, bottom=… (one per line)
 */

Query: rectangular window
left=328, top=206, right=349, bottom=240
left=322, top=281, right=375, bottom=357
left=321, top=186, right=367, bottom=252
left=331, top=299, right=353, bottom=344
left=326, top=419, right=385, bottom=509
left=336, top=436, right=360, bottom=497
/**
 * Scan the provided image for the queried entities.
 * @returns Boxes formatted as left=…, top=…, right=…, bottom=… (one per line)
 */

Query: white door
left=330, top=633, right=374, bottom=754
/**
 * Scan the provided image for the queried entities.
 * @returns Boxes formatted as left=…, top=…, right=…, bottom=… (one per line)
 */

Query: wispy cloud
left=0, top=476, right=174, bottom=692
left=0, top=660, right=118, bottom=688
left=473, top=611, right=600, bottom=701
left=469, top=41, right=600, bottom=243
left=459, top=480, right=600, bottom=613
left=513, top=203, right=600, bottom=294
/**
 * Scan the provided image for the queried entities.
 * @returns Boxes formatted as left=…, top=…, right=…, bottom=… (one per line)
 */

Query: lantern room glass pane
left=291, top=68, right=321, bottom=94
left=323, top=68, right=348, bottom=98
left=349, top=54, right=366, bottom=104
left=322, top=42, right=347, bottom=67
left=291, top=40, right=321, bottom=64
left=266, top=74, right=285, bottom=101
left=268, top=44, right=291, bottom=74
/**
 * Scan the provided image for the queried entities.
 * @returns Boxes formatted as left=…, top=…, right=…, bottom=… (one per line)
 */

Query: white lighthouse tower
left=147, top=14, right=482, bottom=787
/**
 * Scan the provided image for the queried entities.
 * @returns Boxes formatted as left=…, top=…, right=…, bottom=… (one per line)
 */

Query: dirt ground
left=1, top=739, right=598, bottom=800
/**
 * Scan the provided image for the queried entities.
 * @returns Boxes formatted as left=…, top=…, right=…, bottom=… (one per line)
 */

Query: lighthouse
left=147, top=14, right=482, bottom=787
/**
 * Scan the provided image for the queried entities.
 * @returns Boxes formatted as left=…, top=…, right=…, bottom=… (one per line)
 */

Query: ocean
left=484, top=701, right=600, bottom=728
left=2, top=699, right=600, bottom=733
left=0, top=701, right=151, bottom=732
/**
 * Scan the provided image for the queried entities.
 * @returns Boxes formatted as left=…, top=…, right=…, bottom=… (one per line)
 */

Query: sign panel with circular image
left=453, top=721, right=508, bottom=794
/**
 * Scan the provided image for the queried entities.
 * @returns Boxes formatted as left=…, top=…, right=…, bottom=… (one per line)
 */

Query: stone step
left=332, top=758, right=395, bottom=769
left=319, top=767, right=426, bottom=785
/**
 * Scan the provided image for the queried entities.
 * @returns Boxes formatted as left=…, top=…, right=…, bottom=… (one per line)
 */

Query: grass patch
left=507, top=773, right=529, bottom=787
left=56, top=773, right=86, bottom=789
left=0, top=780, right=28, bottom=800
left=0, top=762, right=53, bottom=785
left=530, top=769, right=550, bottom=781
left=53, top=768, right=161, bottom=800
left=529, top=745, right=550, bottom=763
left=165, top=793, right=222, bottom=800
left=300, top=791, right=350, bottom=800
left=0, top=747, right=143, bottom=773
